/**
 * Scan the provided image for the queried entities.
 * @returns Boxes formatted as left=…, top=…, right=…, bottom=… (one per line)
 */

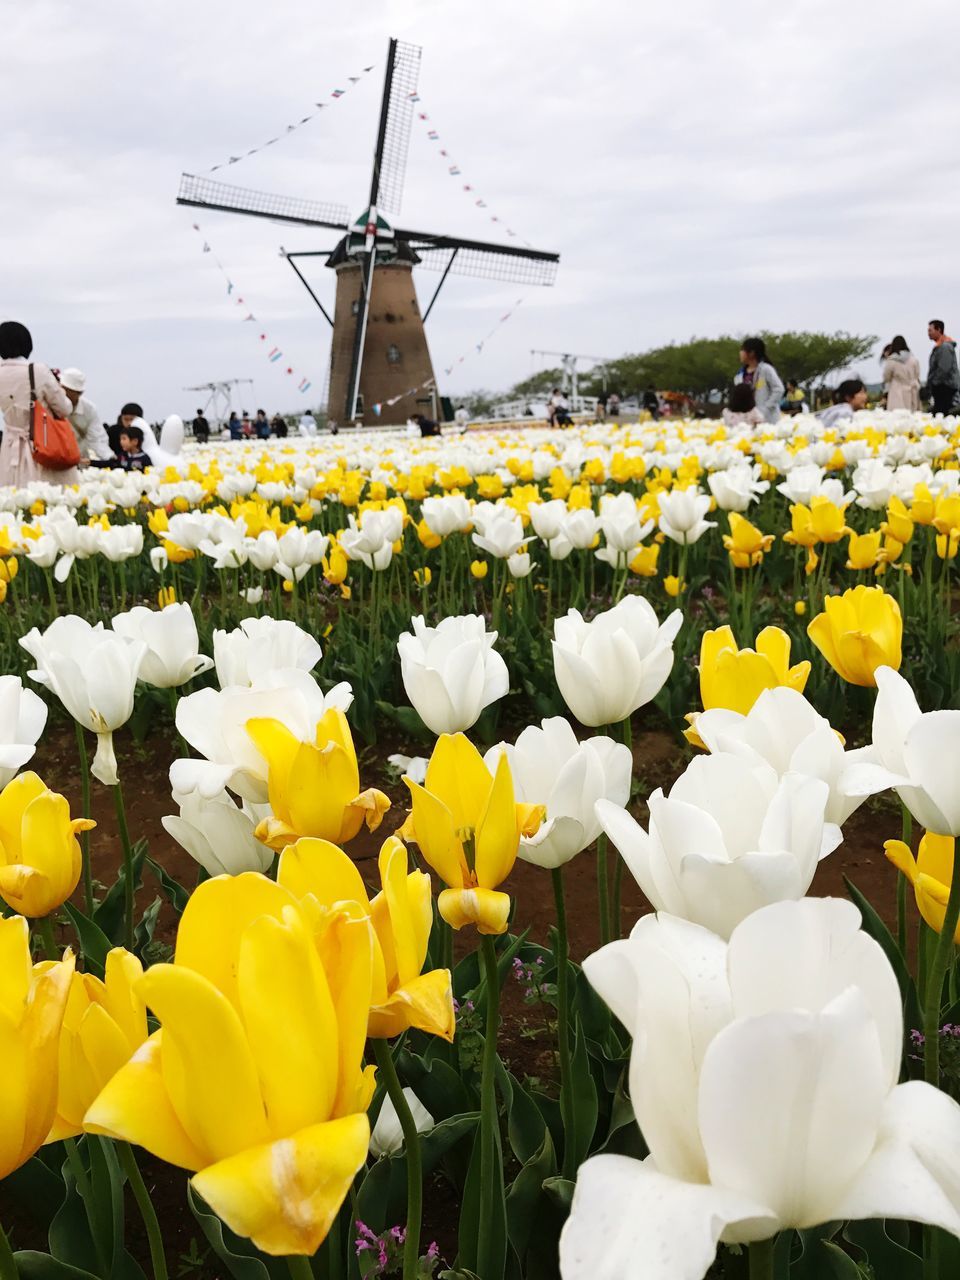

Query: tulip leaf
left=788, top=1225, right=864, bottom=1278
left=843, top=877, right=918, bottom=1016
left=505, top=1129, right=558, bottom=1262
left=187, top=1186, right=286, bottom=1280
left=144, top=856, right=191, bottom=915
left=457, top=1125, right=506, bottom=1278
left=13, top=1254, right=101, bottom=1280
left=842, top=1218, right=921, bottom=1279
left=542, top=1176, right=575, bottom=1212
left=395, top=1048, right=472, bottom=1120
left=568, top=1022, right=599, bottom=1169
left=356, top=1113, right=480, bottom=1233
left=373, top=699, right=434, bottom=742
left=61, top=902, right=112, bottom=977
left=94, top=842, right=147, bottom=943
left=502, top=1071, right=546, bottom=1166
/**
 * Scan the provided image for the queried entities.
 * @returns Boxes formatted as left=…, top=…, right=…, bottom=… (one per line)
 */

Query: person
left=192, top=409, right=210, bottom=443
left=883, top=336, right=921, bottom=411
left=607, top=391, right=621, bottom=417
left=271, top=413, right=288, bottom=438
left=819, top=378, right=868, bottom=429
left=735, top=337, right=784, bottom=423
left=722, top=383, right=765, bottom=427
left=781, top=379, right=807, bottom=415
left=117, top=423, right=151, bottom=472
left=0, top=321, right=79, bottom=486
left=595, top=391, right=608, bottom=422
left=299, top=410, right=318, bottom=437
left=227, top=411, right=242, bottom=440
left=927, top=320, right=959, bottom=414
left=454, top=404, right=470, bottom=432
left=254, top=409, right=270, bottom=440
left=108, top=402, right=143, bottom=457
left=59, top=368, right=113, bottom=463
left=546, top=388, right=562, bottom=427
left=411, top=413, right=440, bottom=437
left=642, top=386, right=660, bottom=420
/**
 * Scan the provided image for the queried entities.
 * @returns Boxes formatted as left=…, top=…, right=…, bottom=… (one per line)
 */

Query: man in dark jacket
left=927, top=320, right=960, bottom=414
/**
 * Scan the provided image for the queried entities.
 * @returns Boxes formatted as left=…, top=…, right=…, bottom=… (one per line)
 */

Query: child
left=722, top=383, right=765, bottom=427
left=118, top=425, right=152, bottom=472
left=818, top=378, right=868, bottom=429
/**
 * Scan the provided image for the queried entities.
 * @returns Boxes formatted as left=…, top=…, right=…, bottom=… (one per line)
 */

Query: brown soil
left=0, top=715, right=904, bottom=1277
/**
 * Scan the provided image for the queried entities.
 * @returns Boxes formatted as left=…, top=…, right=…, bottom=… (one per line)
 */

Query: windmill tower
left=177, top=38, right=559, bottom=427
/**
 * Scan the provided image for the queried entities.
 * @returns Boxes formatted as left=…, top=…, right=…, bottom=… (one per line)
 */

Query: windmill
left=177, top=38, right=559, bottom=427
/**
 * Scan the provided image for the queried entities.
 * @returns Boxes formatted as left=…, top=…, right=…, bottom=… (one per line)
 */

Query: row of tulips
left=1, top=572, right=960, bottom=1280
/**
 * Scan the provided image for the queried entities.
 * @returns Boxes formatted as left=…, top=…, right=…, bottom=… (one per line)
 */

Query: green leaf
left=145, top=856, right=191, bottom=915
left=94, top=843, right=146, bottom=944
left=568, top=1022, right=598, bottom=1169
left=134, top=896, right=162, bottom=955
left=503, top=1072, right=546, bottom=1167
left=844, top=877, right=913, bottom=1002
left=457, top=1126, right=506, bottom=1278
left=395, top=1049, right=472, bottom=1120
left=843, top=1219, right=921, bottom=1280
left=61, top=903, right=112, bottom=978
left=356, top=1114, right=480, bottom=1234
left=14, top=1254, right=101, bottom=1280
left=187, top=1186, right=286, bottom=1280
left=542, top=1177, right=575, bottom=1212
left=505, top=1129, right=558, bottom=1261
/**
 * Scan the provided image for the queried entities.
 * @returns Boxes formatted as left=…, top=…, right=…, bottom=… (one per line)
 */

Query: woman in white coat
left=0, top=321, right=78, bottom=486
left=882, top=335, right=921, bottom=411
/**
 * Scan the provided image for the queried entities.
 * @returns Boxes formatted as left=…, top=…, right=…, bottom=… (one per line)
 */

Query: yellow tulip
left=628, top=543, right=660, bottom=576
left=470, top=560, right=489, bottom=580
left=807, top=585, right=902, bottom=687
left=48, top=948, right=147, bottom=1140
left=0, top=915, right=75, bottom=1178
left=323, top=544, right=348, bottom=585
left=247, top=708, right=390, bottom=852
left=723, top=513, right=774, bottom=568
left=882, top=496, right=914, bottom=544
left=0, top=773, right=95, bottom=918
left=783, top=503, right=819, bottom=549
left=278, top=835, right=455, bottom=1041
left=86, top=874, right=375, bottom=1256
left=401, top=734, right=543, bottom=935
left=162, top=539, right=196, bottom=564
left=885, top=832, right=959, bottom=941
left=809, top=496, right=851, bottom=543
left=794, top=600, right=807, bottom=616
left=416, top=518, right=441, bottom=550
left=933, top=494, right=960, bottom=539
left=157, top=585, right=177, bottom=608
left=413, top=567, right=432, bottom=588
left=663, top=575, right=685, bottom=597
left=845, top=530, right=883, bottom=571
left=911, top=483, right=936, bottom=526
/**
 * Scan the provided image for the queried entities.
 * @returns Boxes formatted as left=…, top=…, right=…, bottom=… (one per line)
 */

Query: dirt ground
left=0, top=713, right=905, bottom=1276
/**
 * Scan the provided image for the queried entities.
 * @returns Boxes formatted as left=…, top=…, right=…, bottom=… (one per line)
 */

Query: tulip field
left=4, top=410, right=960, bottom=1280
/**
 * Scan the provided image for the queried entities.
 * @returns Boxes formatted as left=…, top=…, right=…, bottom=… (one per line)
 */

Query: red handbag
left=29, top=363, right=80, bottom=470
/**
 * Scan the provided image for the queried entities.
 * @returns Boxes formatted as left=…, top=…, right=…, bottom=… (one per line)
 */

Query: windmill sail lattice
left=178, top=175, right=350, bottom=232
left=373, top=40, right=421, bottom=216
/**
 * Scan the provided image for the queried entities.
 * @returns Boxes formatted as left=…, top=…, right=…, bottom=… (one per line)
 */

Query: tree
left=458, top=388, right=499, bottom=418
left=758, top=331, right=877, bottom=385
left=509, top=368, right=565, bottom=398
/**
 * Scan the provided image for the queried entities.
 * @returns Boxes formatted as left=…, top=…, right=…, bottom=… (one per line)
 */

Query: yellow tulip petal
left=0, top=915, right=31, bottom=1022
left=139, top=964, right=268, bottom=1163
left=404, top=780, right=467, bottom=889
left=914, top=873, right=960, bottom=943
left=438, top=886, right=512, bottom=935
left=21, top=791, right=80, bottom=904
left=317, top=909, right=375, bottom=1116
left=424, top=734, right=492, bottom=831
left=475, top=754, right=520, bottom=891
left=84, top=1033, right=208, bottom=1170
left=19, top=953, right=75, bottom=1165
left=192, top=1113, right=369, bottom=1257
left=278, top=838, right=369, bottom=911
left=0, top=772, right=46, bottom=861
left=0, top=1010, right=28, bottom=1178
left=237, top=908, right=339, bottom=1135
left=368, top=969, right=455, bottom=1042
left=376, top=839, right=430, bottom=986
left=917, top=833, right=955, bottom=889
left=884, top=839, right=918, bottom=884
left=286, top=742, right=358, bottom=842
left=100, top=948, right=146, bottom=1050
left=0, top=864, right=55, bottom=918
left=174, top=873, right=295, bottom=1013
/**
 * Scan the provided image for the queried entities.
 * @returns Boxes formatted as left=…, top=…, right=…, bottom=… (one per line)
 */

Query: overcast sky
left=4, top=0, right=960, bottom=421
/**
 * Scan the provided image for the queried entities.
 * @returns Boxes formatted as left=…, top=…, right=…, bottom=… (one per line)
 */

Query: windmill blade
left=397, top=228, right=560, bottom=286
left=344, top=245, right=377, bottom=421
left=369, top=39, right=421, bottom=216
left=177, top=173, right=350, bottom=232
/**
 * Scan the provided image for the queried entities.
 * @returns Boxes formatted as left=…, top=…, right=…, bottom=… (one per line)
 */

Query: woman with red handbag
left=0, top=321, right=80, bottom=486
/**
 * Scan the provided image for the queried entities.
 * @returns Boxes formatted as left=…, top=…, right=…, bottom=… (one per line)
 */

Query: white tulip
left=339, top=510, right=398, bottom=570
left=695, top=686, right=887, bottom=825
left=99, top=525, right=144, bottom=563
left=161, top=788, right=273, bottom=877
left=657, top=488, right=716, bottom=545
left=707, top=466, right=769, bottom=512
left=597, top=492, right=653, bottom=552
left=422, top=495, right=473, bottom=536
left=275, top=527, right=329, bottom=583
left=552, top=596, right=682, bottom=727
left=20, top=616, right=146, bottom=785
left=845, top=665, right=960, bottom=836
left=596, top=752, right=841, bottom=938
left=485, top=717, right=631, bottom=868
left=243, top=586, right=264, bottom=605
left=560, top=508, right=599, bottom=550
left=112, top=603, right=213, bottom=689
left=397, top=614, right=509, bottom=735
left=561, top=898, right=960, bottom=1280
left=386, top=753, right=428, bottom=784
left=472, top=511, right=528, bottom=559
left=0, top=676, right=47, bottom=788
left=24, top=535, right=58, bottom=569
left=213, top=617, right=322, bottom=689
left=528, top=499, right=568, bottom=542
left=149, top=546, right=169, bottom=573
left=170, top=668, right=353, bottom=802
left=507, top=551, right=533, bottom=578
left=369, top=1088, right=434, bottom=1158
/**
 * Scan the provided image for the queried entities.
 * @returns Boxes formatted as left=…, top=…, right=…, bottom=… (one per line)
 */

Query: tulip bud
left=0, top=772, right=95, bottom=918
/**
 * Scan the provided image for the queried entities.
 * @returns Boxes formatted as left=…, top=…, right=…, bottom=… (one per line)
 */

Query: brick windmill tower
left=177, top=39, right=559, bottom=427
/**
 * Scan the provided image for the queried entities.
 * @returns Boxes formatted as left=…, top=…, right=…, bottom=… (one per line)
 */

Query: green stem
left=923, top=857, right=960, bottom=1086
left=897, top=801, right=912, bottom=958
left=0, top=1222, right=16, bottom=1280
left=552, top=868, right=577, bottom=1180
left=596, top=832, right=611, bottom=947
left=117, top=1142, right=168, bottom=1280
left=286, top=1256, right=315, bottom=1280
left=477, top=935, right=502, bottom=1280
left=749, top=1236, right=776, bottom=1280
left=113, top=782, right=136, bottom=950
left=371, top=1040, right=422, bottom=1280
left=65, top=1138, right=109, bottom=1275
left=36, top=914, right=57, bottom=960
left=74, top=722, right=94, bottom=914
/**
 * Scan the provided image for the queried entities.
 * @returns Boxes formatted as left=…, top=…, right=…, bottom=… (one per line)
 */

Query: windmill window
left=386, top=344, right=402, bottom=364
left=384, top=312, right=397, bottom=323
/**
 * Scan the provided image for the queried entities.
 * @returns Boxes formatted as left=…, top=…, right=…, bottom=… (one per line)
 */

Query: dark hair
left=728, top=384, right=757, bottom=413
left=786, top=378, right=798, bottom=390
left=257, top=408, right=265, bottom=415
left=0, top=321, right=32, bottom=359
left=741, top=337, right=766, bottom=362
left=120, top=425, right=144, bottom=447
left=835, top=378, right=865, bottom=404
left=930, top=319, right=945, bottom=334
left=888, top=335, right=910, bottom=355
left=120, top=402, right=143, bottom=418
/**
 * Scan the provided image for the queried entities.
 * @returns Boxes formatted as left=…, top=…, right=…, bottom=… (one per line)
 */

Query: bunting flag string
left=189, top=221, right=320, bottom=393
left=442, top=297, right=524, bottom=377
left=203, top=62, right=378, bottom=174
left=409, top=94, right=532, bottom=247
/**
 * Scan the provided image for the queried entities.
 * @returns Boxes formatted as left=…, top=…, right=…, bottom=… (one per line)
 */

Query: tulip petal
left=139, top=964, right=268, bottom=1162
left=368, top=968, right=455, bottom=1042
left=832, top=1081, right=960, bottom=1234
left=404, top=779, right=466, bottom=889
left=475, top=753, right=519, bottom=890
left=676, top=849, right=805, bottom=940
left=278, top=838, right=369, bottom=911
left=192, top=1113, right=370, bottom=1256
left=438, top=886, right=511, bottom=934
left=559, top=1154, right=777, bottom=1280
left=0, top=1010, right=28, bottom=1179
left=595, top=798, right=673, bottom=914
left=903, top=712, right=960, bottom=836
left=424, top=734, right=492, bottom=831
left=376, top=838, right=429, bottom=985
